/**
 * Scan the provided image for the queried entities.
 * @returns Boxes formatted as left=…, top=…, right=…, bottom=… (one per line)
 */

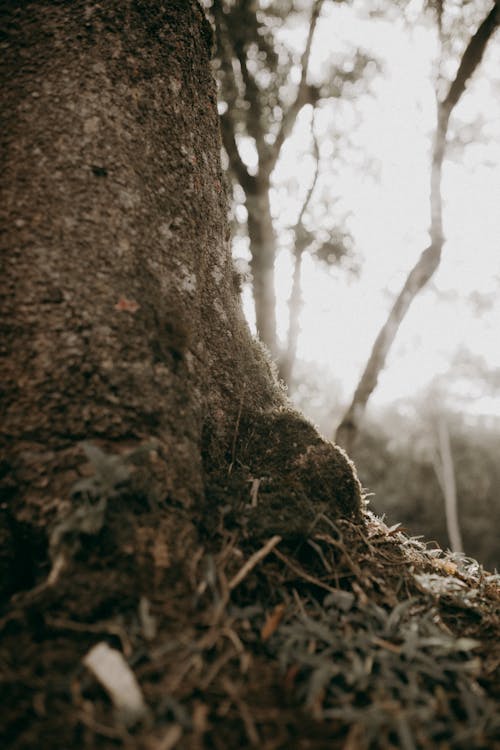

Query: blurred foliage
left=208, top=0, right=377, bottom=269
left=290, top=362, right=500, bottom=572
left=211, top=0, right=374, bottom=150
left=351, top=406, right=500, bottom=571
left=210, top=2, right=500, bottom=563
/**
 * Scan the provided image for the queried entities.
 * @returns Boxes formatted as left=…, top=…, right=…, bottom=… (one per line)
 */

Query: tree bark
left=335, top=3, right=499, bottom=455
left=0, top=0, right=360, bottom=609
left=3, top=6, right=500, bottom=747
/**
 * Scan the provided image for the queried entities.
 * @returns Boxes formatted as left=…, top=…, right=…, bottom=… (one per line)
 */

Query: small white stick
left=83, top=642, right=148, bottom=726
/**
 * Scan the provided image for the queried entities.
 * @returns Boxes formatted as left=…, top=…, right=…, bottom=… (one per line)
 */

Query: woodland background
left=208, top=0, right=500, bottom=570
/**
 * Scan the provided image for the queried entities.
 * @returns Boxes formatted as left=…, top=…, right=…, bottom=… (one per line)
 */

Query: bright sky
left=239, top=2, right=500, bottom=419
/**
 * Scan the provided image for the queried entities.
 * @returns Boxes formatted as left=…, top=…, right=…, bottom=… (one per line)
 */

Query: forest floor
left=1, top=495, right=500, bottom=749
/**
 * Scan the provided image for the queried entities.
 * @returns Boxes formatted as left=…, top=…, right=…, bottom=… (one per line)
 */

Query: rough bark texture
left=335, top=2, right=499, bottom=455
left=1, top=0, right=219, bottom=516
left=0, top=0, right=360, bottom=609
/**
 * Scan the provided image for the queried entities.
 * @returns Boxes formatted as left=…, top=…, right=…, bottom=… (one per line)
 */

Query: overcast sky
left=239, top=2, right=500, bottom=418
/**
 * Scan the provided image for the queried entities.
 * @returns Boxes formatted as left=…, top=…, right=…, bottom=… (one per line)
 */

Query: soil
left=1, top=467, right=499, bottom=749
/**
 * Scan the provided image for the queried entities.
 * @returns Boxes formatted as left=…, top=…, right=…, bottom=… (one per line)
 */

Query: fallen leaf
left=115, top=297, right=140, bottom=313
left=261, top=603, right=286, bottom=642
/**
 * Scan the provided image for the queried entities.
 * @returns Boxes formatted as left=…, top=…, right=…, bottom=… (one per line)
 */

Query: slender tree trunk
left=280, top=112, right=319, bottom=387
left=335, top=240, right=443, bottom=455
left=0, top=0, right=360, bottom=607
left=335, top=4, right=499, bottom=455
left=280, top=250, right=303, bottom=386
left=433, top=417, right=463, bottom=554
left=246, top=186, right=279, bottom=359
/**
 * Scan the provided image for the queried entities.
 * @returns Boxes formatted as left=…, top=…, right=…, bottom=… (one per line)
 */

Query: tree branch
left=294, top=119, right=320, bottom=235
left=335, top=243, right=442, bottom=451
left=220, top=111, right=254, bottom=193
left=334, top=2, right=499, bottom=454
left=213, top=0, right=253, bottom=192
left=233, top=41, right=267, bottom=160
left=280, top=111, right=320, bottom=385
left=442, top=3, right=499, bottom=118
left=264, top=0, right=324, bottom=174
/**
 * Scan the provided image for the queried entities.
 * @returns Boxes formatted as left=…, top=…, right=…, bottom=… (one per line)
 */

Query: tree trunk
left=0, top=0, right=360, bottom=606
left=433, top=417, right=463, bottom=554
left=246, top=185, right=279, bottom=360
left=280, top=114, right=319, bottom=387
left=335, top=110, right=448, bottom=455
left=335, top=241, right=442, bottom=455
left=335, top=4, right=499, bottom=455
left=2, top=5, right=499, bottom=747
left=214, top=1, right=323, bottom=364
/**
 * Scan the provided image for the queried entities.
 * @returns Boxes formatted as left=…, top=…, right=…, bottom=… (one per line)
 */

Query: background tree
left=433, top=414, right=463, bottom=554
left=351, top=394, right=500, bottom=570
left=335, top=1, right=500, bottom=453
left=211, top=0, right=369, bottom=364
left=279, top=110, right=320, bottom=385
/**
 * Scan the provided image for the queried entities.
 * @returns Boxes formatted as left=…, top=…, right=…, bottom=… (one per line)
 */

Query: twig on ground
left=228, top=535, right=282, bottom=591
left=221, top=677, right=261, bottom=747
left=272, top=548, right=337, bottom=593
